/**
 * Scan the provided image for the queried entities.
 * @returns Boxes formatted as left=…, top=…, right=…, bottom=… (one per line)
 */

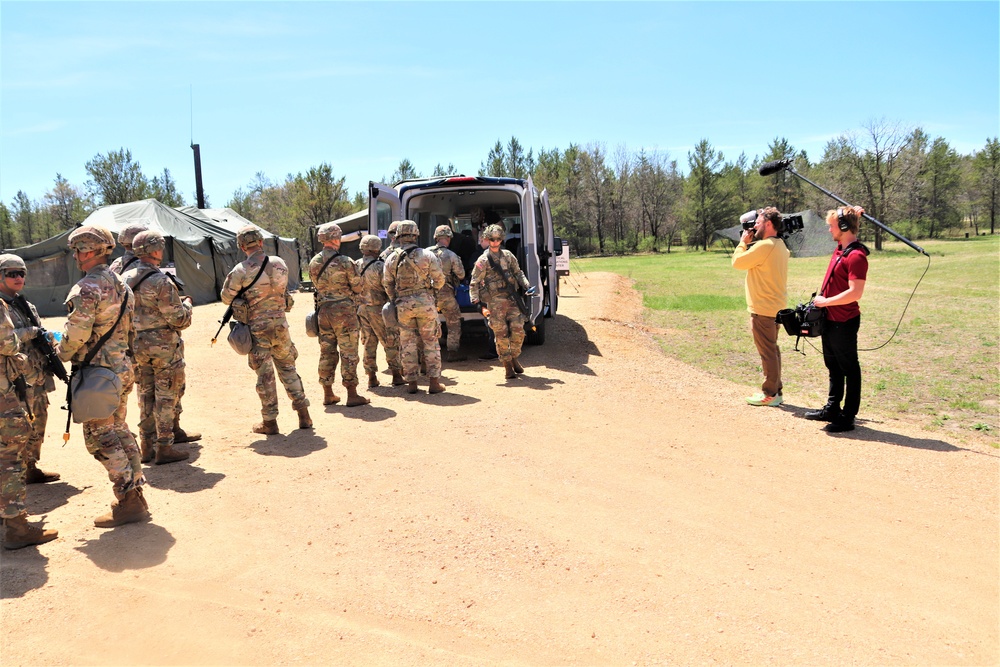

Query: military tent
left=178, top=206, right=301, bottom=278
left=6, top=199, right=299, bottom=316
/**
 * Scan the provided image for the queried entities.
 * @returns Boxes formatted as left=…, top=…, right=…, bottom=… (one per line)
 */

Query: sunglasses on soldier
left=4, top=270, right=25, bottom=279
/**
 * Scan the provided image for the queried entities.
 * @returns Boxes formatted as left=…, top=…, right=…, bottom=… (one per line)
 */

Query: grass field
left=572, top=234, right=1000, bottom=446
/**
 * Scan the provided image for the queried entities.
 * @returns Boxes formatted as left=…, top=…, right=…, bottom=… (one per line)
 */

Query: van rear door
left=368, top=181, right=401, bottom=247
left=540, top=187, right=557, bottom=317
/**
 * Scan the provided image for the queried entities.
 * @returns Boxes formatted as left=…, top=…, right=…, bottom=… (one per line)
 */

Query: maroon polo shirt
left=820, top=243, right=869, bottom=322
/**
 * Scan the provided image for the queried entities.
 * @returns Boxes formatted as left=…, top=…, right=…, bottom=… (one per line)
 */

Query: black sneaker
left=804, top=405, right=841, bottom=422
left=824, top=419, right=855, bottom=433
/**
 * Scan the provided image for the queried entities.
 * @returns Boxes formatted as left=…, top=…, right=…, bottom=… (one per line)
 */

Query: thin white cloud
left=1, top=120, right=68, bottom=138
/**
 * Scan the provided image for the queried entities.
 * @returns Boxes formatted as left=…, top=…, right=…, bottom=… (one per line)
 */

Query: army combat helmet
left=0, top=253, right=27, bottom=275
left=359, top=234, right=382, bottom=255
left=483, top=224, right=505, bottom=242
left=433, top=225, right=453, bottom=240
left=316, top=222, right=342, bottom=243
left=117, top=223, right=149, bottom=249
left=67, top=225, right=116, bottom=256
left=236, top=225, right=265, bottom=250
left=395, top=220, right=419, bottom=241
left=132, top=230, right=166, bottom=257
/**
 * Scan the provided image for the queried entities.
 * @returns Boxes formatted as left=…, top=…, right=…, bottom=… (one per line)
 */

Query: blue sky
left=2, top=1, right=997, bottom=208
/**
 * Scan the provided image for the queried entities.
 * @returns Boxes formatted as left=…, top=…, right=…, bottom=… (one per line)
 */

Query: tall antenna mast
left=189, top=84, right=206, bottom=209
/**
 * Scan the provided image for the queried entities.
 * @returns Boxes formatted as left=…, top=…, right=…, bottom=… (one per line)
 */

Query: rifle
left=211, top=304, right=234, bottom=346
left=10, top=294, right=68, bottom=383
left=212, top=257, right=269, bottom=346
left=486, top=253, right=532, bottom=321
left=7, top=361, right=34, bottom=423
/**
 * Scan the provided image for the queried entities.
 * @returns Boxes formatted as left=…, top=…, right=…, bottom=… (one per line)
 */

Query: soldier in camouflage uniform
left=123, top=231, right=193, bottom=465
left=470, top=223, right=536, bottom=380
left=222, top=225, right=311, bottom=435
left=0, top=254, right=61, bottom=484
left=309, top=223, right=369, bottom=408
left=57, top=225, right=150, bottom=528
left=108, top=222, right=147, bottom=275
left=383, top=221, right=447, bottom=394
left=356, top=235, right=404, bottom=388
left=112, top=223, right=200, bottom=446
left=1, top=299, right=59, bottom=549
left=427, top=225, right=467, bottom=362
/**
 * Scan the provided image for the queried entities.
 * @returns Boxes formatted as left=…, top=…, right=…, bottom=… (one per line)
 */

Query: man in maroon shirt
left=806, top=206, right=869, bottom=433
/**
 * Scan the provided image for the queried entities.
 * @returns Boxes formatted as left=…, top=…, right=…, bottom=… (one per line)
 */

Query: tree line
left=4, top=122, right=998, bottom=256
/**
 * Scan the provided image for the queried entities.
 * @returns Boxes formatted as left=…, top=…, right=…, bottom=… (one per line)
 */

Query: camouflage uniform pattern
left=470, top=248, right=531, bottom=364
left=0, top=300, right=30, bottom=519
left=383, top=244, right=446, bottom=381
left=355, top=256, right=401, bottom=375
left=309, top=248, right=363, bottom=387
left=428, top=244, right=466, bottom=352
left=0, top=292, right=57, bottom=467
left=123, top=261, right=192, bottom=453
left=221, top=250, right=309, bottom=421
left=57, top=266, right=144, bottom=500
left=108, top=250, right=139, bottom=276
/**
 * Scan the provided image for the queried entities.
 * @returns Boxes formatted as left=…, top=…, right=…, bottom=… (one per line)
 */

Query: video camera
left=781, top=214, right=804, bottom=238
left=739, top=211, right=757, bottom=231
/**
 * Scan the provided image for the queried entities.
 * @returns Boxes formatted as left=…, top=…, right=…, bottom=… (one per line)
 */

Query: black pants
left=820, top=315, right=861, bottom=419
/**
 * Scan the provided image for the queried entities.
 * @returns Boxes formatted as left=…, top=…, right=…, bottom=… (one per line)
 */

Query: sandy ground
left=2, top=272, right=997, bottom=666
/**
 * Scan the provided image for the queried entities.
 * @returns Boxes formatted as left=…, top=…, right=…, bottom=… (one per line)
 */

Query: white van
left=368, top=175, right=562, bottom=344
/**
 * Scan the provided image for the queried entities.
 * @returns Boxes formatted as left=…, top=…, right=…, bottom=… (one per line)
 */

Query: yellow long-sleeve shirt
left=732, top=237, right=789, bottom=318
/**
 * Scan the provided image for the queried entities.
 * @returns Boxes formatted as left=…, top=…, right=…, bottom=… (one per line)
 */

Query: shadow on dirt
left=1, top=546, right=51, bottom=598
left=27, top=480, right=85, bottom=514
left=75, top=521, right=175, bottom=572
left=840, top=425, right=997, bottom=455
left=494, top=374, right=566, bottom=391
left=331, top=404, right=397, bottom=423
left=525, top=314, right=601, bottom=376
left=142, top=450, right=226, bottom=493
left=399, top=389, right=479, bottom=407
left=248, top=431, right=327, bottom=458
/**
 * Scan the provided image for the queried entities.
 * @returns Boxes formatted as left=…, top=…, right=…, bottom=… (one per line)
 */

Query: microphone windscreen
left=758, top=159, right=791, bottom=176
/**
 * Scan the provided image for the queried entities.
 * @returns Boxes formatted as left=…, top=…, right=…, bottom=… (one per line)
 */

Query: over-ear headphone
left=836, top=207, right=851, bottom=232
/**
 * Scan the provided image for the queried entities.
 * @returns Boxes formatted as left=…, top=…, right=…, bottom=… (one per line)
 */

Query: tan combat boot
left=25, top=463, right=60, bottom=484
left=407, top=381, right=419, bottom=394
left=154, top=444, right=190, bottom=465
left=253, top=420, right=279, bottom=435
left=173, top=415, right=202, bottom=443
left=323, top=385, right=341, bottom=405
left=503, top=361, right=517, bottom=379
left=94, top=488, right=150, bottom=528
left=445, top=349, right=467, bottom=362
left=140, top=439, right=155, bottom=464
left=297, top=407, right=313, bottom=429
left=391, top=370, right=406, bottom=386
left=3, top=513, right=58, bottom=550
left=428, top=377, right=446, bottom=394
left=345, top=384, right=370, bottom=407
left=367, top=371, right=380, bottom=388
left=511, top=357, right=524, bottom=374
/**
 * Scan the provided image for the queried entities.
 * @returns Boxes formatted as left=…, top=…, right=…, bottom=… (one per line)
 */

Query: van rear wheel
left=524, top=316, right=546, bottom=345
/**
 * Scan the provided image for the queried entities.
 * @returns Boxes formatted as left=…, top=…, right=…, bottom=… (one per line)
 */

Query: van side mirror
left=553, top=237, right=563, bottom=255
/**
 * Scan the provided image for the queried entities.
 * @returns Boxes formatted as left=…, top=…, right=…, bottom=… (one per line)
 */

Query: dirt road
left=2, top=272, right=997, bottom=666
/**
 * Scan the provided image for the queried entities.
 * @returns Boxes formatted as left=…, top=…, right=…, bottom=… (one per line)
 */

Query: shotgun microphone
left=758, top=159, right=792, bottom=176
